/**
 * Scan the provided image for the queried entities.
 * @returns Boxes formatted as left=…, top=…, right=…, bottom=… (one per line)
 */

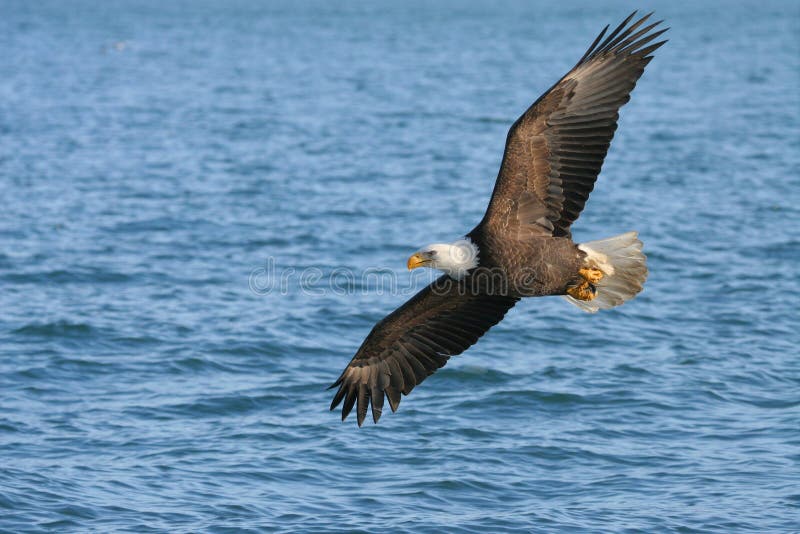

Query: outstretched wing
left=479, top=12, right=668, bottom=239
left=329, top=275, right=519, bottom=426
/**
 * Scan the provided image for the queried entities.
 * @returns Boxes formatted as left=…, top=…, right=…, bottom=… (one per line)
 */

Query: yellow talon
left=567, top=267, right=603, bottom=301
left=567, top=281, right=597, bottom=301
left=579, top=268, right=604, bottom=284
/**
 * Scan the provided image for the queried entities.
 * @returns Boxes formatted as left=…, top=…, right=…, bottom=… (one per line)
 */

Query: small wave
left=12, top=320, right=96, bottom=338
left=2, top=268, right=132, bottom=285
left=468, top=115, right=509, bottom=124
left=454, top=389, right=586, bottom=411
left=438, top=365, right=514, bottom=384
left=168, top=356, right=238, bottom=374
left=158, top=393, right=284, bottom=418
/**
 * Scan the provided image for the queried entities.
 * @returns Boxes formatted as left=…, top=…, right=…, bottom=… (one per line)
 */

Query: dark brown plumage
left=482, top=11, right=667, bottom=240
left=330, top=12, right=666, bottom=426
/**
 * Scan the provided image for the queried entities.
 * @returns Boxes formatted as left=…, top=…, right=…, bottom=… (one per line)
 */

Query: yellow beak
left=407, top=253, right=428, bottom=270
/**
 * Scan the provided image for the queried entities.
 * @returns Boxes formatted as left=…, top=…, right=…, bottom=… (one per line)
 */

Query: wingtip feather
left=580, top=11, right=667, bottom=65
left=637, top=39, right=669, bottom=58
left=578, top=24, right=609, bottom=65
left=386, top=386, right=401, bottom=413
left=329, top=385, right=346, bottom=411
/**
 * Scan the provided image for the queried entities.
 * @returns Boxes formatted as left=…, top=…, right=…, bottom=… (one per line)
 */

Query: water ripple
left=1, top=1, right=798, bottom=532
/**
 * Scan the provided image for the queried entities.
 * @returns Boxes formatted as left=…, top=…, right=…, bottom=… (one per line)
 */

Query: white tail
left=563, top=231, right=648, bottom=313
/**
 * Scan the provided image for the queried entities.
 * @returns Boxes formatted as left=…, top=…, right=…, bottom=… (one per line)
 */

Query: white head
left=406, top=237, right=480, bottom=280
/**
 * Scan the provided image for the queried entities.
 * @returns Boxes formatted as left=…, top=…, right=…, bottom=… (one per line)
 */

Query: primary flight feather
left=330, top=12, right=667, bottom=426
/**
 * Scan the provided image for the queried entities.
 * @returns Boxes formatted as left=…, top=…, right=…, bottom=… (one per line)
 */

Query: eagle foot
left=579, top=267, right=604, bottom=284
left=567, top=280, right=597, bottom=301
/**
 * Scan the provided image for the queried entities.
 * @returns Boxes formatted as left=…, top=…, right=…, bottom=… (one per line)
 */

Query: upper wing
left=478, top=12, right=668, bottom=239
left=329, top=275, right=519, bottom=426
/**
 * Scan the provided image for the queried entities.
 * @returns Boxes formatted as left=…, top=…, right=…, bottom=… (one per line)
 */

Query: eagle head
left=407, top=238, right=479, bottom=280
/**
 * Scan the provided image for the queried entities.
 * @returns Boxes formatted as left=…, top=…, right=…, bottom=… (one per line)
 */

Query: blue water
left=2, top=0, right=799, bottom=531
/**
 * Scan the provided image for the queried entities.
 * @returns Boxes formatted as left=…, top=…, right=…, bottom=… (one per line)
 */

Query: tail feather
left=564, top=231, right=647, bottom=313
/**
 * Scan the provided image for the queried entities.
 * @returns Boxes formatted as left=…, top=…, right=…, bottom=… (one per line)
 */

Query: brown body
left=469, top=231, right=583, bottom=297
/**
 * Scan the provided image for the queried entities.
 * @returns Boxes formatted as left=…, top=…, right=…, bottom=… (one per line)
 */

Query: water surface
left=1, top=0, right=799, bottom=531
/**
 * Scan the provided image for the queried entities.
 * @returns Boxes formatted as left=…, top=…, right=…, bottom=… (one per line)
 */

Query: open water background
left=1, top=0, right=799, bottom=531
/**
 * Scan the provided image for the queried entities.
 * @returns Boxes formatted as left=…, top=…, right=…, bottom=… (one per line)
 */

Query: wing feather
left=477, top=12, right=667, bottom=239
left=329, top=276, right=518, bottom=425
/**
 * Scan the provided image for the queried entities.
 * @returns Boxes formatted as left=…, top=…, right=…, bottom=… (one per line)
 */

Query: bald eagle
left=330, top=12, right=667, bottom=426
